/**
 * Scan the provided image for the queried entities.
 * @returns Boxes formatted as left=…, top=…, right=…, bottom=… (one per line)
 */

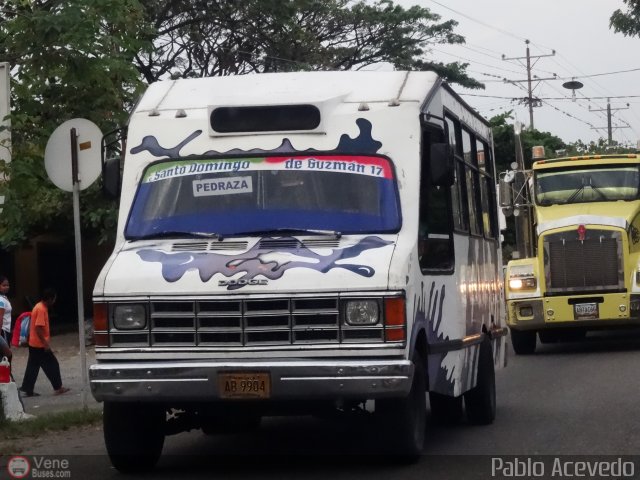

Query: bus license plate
left=574, top=302, right=598, bottom=320
left=218, top=372, right=271, bottom=399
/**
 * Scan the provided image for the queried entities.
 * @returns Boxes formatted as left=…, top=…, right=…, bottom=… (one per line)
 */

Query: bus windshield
left=535, top=164, right=640, bottom=206
left=125, top=154, right=401, bottom=239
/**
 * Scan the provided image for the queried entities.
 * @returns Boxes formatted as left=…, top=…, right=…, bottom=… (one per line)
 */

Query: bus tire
left=464, top=338, right=496, bottom=425
left=104, top=402, right=165, bottom=473
left=429, top=392, right=463, bottom=425
left=511, top=328, right=536, bottom=355
left=377, top=351, right=427, bottom=459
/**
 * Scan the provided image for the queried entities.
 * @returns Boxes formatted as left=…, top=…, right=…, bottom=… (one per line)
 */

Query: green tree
left=135, top=0, right=483, bottom=88
left=610, top=0, right=640, bottom=38
left=565, top=138, right=636, bottom=155
left=0, top=0, right=151, bottom=247
left=0, top=0, right=481, bottom=248
left=489, top=113, right=566, bottom=262
left=489, top=112, right=566, bottom=173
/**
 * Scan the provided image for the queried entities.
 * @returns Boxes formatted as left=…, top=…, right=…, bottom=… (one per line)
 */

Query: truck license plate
left=573, top=302, right=598, bottom=320
left=218, top=372, right=271, bottom=399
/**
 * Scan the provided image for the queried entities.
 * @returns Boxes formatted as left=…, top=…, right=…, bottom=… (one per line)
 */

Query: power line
left=502, top=40, right=556, bottom=129
left=430, top=47, right=523, bottom=76
left=462, top=93, right=640, bottom=100
left=556, top=66, right=640, bottom=81
left=426, top=0, right=639, bottom=142
left=426, top=0, right=526, bottom=42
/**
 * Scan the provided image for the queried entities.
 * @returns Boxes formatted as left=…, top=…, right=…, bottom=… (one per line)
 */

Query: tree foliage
left=489, top=111, right=566, bottom=173
left=0, top=0, right=152, bottom=247
left=0, top=0, right=483, bottom=249
left=135, top=0, right=483, bottom=88
left=610, top=0, right=640, bottom=38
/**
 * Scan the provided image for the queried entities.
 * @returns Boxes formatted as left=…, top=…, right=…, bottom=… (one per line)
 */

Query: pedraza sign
left=192, top=176, right=253, bottom=197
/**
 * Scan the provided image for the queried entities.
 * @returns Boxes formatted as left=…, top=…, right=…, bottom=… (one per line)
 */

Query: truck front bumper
left=507, top=293, right=640, bottom=330
left=89, top=359, right=413, bottom=402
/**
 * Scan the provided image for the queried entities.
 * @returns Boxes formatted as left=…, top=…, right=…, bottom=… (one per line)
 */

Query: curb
left=0, top=381, right=35, bottom=422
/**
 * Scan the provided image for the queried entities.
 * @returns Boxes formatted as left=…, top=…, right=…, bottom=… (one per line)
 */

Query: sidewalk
left=9, top=331, right=101, bottom=416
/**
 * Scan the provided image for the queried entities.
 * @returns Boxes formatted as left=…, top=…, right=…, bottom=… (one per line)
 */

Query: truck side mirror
left=102, top=156, right=121, bottom=199
left=429, top=143, right=454, bottom=187
left=499, top=176, right=513, bottom=216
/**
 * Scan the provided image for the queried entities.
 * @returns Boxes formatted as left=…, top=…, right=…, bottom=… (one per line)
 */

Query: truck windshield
left=125, top=154, right=401, bottom=239
left=535, top=164, right=640, bottom=205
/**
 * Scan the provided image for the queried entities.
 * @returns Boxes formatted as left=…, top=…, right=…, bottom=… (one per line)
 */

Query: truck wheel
left=538, top=330, right=558, bottom=344
left=377, top=352, right=427, bottom=459
left=464, top=338, right=496, bottom=425
left=104, top=402, right=165, bottom=473
left=511, top=328, right=536, bottom=354
left=429, top=392, right=463, bottom=425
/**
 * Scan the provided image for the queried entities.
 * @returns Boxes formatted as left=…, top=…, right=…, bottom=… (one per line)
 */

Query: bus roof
left=135, top=71, right=441, bottom=114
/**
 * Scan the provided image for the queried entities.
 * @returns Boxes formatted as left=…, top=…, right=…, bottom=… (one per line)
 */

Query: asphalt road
left=6, top=329, right=640, bottom=479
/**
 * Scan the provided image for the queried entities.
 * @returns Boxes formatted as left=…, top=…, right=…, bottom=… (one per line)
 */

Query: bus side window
left=419, top=129, right=454, bottom=271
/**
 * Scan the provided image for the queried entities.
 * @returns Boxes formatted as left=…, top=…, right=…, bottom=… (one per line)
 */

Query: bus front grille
left=108, top=296, right=388, bottom=347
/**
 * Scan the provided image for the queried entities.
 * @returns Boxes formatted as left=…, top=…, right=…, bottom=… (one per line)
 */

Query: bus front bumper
left=89, top=359, right=413, bottom=402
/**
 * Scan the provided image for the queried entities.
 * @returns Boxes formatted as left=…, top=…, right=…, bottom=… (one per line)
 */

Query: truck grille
left=544, top=229, right=623, bottom=294
left=109, top=297, right=388, bottom=347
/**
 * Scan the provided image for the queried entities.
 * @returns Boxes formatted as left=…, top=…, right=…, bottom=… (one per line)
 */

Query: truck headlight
left=113, top=304, right=147, bottom=330
left=509, top=277, right=537, bottom=290
left=345, top=300, right=379, bottom=325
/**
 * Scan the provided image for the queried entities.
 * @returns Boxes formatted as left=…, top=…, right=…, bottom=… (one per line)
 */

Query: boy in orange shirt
left=19, top=288, right=70, bottom=396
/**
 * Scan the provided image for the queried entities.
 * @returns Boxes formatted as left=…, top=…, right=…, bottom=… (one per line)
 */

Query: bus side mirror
left=430, top=143, right=454, bottom=187
left=101, top=128, right=125, bottom=199
left=102, top=156, right=121, bottom=199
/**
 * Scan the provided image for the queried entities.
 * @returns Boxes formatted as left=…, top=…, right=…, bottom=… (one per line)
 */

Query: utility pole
left=502, top=40, right=556, bottom=130
left=589, top=98, right=630, bottom=144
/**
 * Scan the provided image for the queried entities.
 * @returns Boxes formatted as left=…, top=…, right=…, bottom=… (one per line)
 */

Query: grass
left=0, top=408, right=102, bottom=441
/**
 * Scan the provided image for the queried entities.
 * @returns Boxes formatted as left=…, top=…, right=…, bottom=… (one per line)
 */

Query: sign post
left=45, top=119, right=102, bottom=410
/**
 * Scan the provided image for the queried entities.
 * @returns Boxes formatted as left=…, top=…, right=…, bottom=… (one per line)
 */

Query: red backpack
left=11, top=312, right=32, bottom=347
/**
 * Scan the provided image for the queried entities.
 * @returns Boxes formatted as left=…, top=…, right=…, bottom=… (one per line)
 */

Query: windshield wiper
left=129, top=231, right=224, bottom=241
left=235, top=228, right=342, bottom=239
left=567, top=176, right=607, bottom=203
left=587, top=179, right=608, bottom=200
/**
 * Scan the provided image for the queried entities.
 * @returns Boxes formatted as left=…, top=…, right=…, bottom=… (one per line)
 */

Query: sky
left=394, top=0, right=640, bottom=146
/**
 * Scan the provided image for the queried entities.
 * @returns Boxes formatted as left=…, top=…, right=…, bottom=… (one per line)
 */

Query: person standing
left=0, top=275, right=12, bottom=344
left=20, top=288, right=70, bottom=397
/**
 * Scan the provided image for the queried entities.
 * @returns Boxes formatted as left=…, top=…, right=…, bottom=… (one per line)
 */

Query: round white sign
left=44, top=118, right=103, bottom=192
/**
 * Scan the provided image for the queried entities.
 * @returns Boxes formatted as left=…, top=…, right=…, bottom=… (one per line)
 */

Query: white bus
left=91, top=71, right=507, bottom=471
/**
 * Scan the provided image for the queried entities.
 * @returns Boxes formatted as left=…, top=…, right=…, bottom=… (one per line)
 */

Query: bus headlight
left=113, top=304, right=147, bottom=330
left=345, top=300, right=379, bottom=325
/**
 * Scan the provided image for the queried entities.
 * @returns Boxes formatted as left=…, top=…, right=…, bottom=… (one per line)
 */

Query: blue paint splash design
left=129, top=118, right=382, bottom=159
left=137, top=235, right=392, bottom=290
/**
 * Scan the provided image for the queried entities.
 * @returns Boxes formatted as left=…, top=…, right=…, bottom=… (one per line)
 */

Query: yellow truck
left=503, top=148, right=640, bottom=354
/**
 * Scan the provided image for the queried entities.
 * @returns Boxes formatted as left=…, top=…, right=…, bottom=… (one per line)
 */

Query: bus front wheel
left=377, top=352, right=427, bottom=459
left=103, top=402, right=165, bottom=473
